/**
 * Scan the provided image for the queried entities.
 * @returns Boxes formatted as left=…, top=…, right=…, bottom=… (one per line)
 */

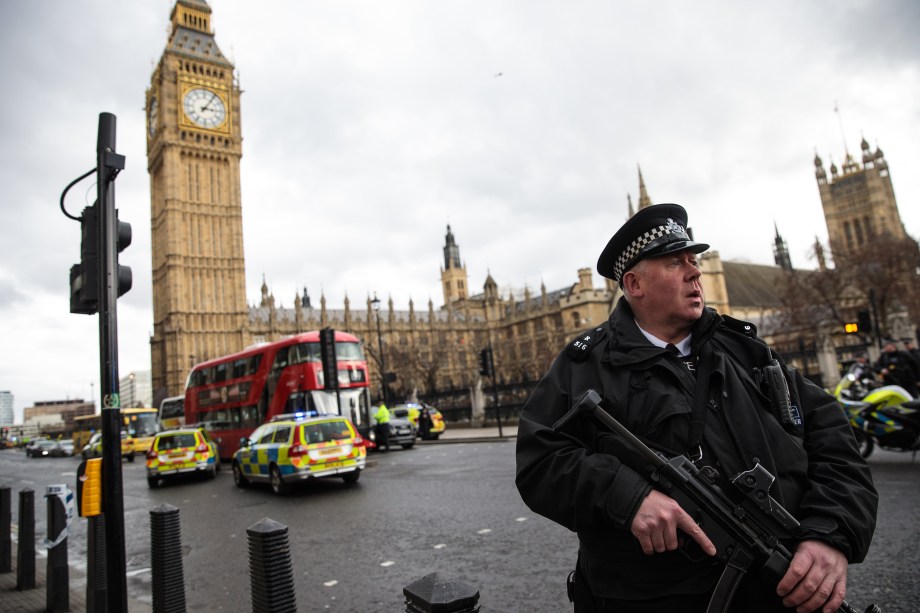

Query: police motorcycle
left=833, top=363, right=920, bottom=458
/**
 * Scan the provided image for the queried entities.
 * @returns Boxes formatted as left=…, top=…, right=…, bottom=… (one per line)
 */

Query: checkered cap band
left=612, top=219, right=690, bottom=281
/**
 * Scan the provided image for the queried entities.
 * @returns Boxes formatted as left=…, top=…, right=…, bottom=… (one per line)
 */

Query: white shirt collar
left=636, top=324, right=692, bottom=357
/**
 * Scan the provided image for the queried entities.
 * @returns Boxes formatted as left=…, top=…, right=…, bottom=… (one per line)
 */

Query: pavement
left=0, top=423, right=518, bottom=612
left=420, top=422, right=518, bottom=444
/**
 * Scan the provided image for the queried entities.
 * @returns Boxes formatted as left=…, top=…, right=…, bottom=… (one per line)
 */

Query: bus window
left=284, top=391, right=316, bottom=414
left=248, top=355, right=262, bottom=376
left=232, top=358, right=248, bottom=379
left=240, top=405, right=260, bottom=429
left=336, top=341, right=365, bottom=361
left=292, top=342, right=320, bottom=364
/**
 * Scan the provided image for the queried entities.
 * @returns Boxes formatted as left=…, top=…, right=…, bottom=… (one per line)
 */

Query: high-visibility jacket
left=374, top=404, right=390, bottom=424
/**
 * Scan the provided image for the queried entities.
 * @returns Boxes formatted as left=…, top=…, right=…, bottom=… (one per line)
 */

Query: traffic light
left=76, top=458, right=102, bottom=517
left=115, top=209, right=132, bottom=298
left=479, top=347, right=493, bottom=377
left=857, top=310, right=871, bottom=334
left=319, top=327, right=338, bottom=390
left=70, top=203, right=99, bottom=315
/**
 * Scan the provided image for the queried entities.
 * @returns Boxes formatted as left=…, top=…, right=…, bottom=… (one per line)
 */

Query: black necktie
left=666, top=343, right=681, bottom=357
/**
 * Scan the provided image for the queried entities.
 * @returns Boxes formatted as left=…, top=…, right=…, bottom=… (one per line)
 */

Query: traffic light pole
left=485, top=342, right=503, bottom=437
left=96, top=112, right=128, bottom=613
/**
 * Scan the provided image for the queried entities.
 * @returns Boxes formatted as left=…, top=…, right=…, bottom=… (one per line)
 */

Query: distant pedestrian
left=418, top=406, right=433, bottom=439
left=374, top=403, right=390, bottom=452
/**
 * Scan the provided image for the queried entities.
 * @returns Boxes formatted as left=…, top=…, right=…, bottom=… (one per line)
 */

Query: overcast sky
left=1, top=1, right=918, bottom=422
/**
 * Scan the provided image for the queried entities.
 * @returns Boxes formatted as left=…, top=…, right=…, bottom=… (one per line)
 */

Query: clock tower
left=146, top=0, right=249, bottom=406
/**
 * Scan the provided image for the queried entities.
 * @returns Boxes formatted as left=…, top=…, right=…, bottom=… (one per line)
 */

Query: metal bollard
left=247, top=518, right=296, bottom=613
left=16, top=488, right=35, bottom=590
left=86, top=514, right=107, bottom=613
left=403, top=572, right=481, bottom=613
left=150, top=503, right=187, bottom=613
left=0, top=486, right=10, bottom=573
left=46, top=488, right=70, bottom=612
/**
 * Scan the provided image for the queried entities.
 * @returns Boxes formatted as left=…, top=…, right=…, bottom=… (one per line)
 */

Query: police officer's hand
left=776, top=539, right=848, bottom=613
left=630, top=489, right=716, bottom=557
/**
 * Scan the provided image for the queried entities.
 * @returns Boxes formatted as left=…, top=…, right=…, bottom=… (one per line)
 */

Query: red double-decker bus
left=184, top=330, right=372, bottom=459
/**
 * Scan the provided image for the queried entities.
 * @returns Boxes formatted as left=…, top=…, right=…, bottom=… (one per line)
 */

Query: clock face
left=148, top=97, right=159, bottom=137
left=183, top=87, right=227, bottom=129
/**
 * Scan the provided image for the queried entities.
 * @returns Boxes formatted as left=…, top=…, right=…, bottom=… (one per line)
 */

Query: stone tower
left=440, top=225, right=469, bottom=304
left=773, top=222, right=792, bottom=270
left=814, top=138, right=906, bottom=261
left=146, top=0, right=249, bottom=405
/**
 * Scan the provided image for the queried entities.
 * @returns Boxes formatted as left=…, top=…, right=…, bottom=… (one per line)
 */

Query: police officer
left=515, top=204, right=878, bottom=612
left=874, top=339, right=920, bottom=397
left=374, top=402, right=390, bottom=452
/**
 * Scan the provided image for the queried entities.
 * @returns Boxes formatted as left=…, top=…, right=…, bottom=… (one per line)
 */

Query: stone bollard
left=403, top=572, right=481, bottom=613
left=150, top=503, right=187, bottom=613
left=0, top=485, right=10, bottom=573
left=16, top=488, right=35, bottom=591
left=86, top=514, right=107, bottom=613
left=247, top=518, right=296, bottom=613
left=45, top=487, right=70, bottom=612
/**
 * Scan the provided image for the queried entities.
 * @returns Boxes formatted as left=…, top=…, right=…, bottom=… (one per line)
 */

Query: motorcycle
left=832, top=364, right=920, bottom=458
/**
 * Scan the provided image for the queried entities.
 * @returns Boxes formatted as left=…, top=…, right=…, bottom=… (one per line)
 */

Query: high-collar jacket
left=515, top=298, right=878, bottom=600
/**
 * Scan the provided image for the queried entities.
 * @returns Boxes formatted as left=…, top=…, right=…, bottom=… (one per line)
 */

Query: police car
left=145, top=427, right=220, bottom=488
left=392, top=403, right=447, bottom=440
left=232, top=414, right=366, bottom=495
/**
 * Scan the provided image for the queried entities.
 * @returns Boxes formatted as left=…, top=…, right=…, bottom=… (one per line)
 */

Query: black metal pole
left=488, top=341, right=503, bottom=437
left=868, top=288, right=882, bottom=348
left=375, top=309, right=388, bottom=405
left=0, top=485, right=10, bottom=573
left=16, top=488, right=35, bottom=591
left=46, top=490, right=69, bottom=612
left=97, top=111, right=128, bottom=612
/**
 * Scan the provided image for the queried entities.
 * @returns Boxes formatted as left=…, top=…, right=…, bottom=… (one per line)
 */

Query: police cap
left=597, top=203, right=709, bottom=283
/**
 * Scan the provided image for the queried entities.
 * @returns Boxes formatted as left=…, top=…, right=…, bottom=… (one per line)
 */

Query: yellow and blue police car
left=232, top=414, right=367, bottom=495
left=145, top=427, right=220, bottom=488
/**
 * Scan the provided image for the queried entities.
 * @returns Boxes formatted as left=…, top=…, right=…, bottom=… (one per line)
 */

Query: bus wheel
left=270, top=465, right=290, bottom=495
left=232, top=462, right=248, bottom=488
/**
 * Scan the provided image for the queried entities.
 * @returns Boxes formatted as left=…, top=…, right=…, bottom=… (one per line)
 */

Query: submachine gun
left=553, top=389, right=880, bottom=613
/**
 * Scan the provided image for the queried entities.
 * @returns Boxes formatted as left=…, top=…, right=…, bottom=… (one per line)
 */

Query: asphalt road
left=0, top=443, right=917, bottom=612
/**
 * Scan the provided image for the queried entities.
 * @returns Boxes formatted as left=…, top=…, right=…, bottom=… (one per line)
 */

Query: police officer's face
left=627, top=249, right=704, bottom=332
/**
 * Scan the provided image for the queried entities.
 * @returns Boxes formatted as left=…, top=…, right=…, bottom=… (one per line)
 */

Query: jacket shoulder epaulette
left=565, top=325, right=607, bottom=362
left=721, top=315, right=759, bottom=340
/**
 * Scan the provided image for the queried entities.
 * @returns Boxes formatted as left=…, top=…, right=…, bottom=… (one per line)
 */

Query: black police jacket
left=515, top=298, right=878, bottom=600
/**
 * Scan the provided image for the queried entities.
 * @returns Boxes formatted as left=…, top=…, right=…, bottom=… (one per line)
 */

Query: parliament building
left=146, top=1, right=915, bottom=410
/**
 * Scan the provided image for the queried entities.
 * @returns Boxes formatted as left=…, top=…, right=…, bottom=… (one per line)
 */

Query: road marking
left=380, top=560, right=395, bottom=567
left=323, top=580, right=338, bottom=587
left=126, top=568, right=150, bottom=577
left=477, top=528, right=491, bottom=535
left=434, top=543, right=447, bottom=549
left=516, top=517, right=527, bottom=522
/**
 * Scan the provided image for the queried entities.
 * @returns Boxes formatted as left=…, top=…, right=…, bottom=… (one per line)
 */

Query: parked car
left=26, top=439, right=57, bottom=458
left=392, top=403, right=446, bottom=440
left=372, top=410, right=416, bottom=450
left=146, top=427, right=220, bottom=488
left=50, top=439, right=75, bottom=457
left=232, top=414, right=366, bottom=495
left=82, top=431, right=135, bottom=462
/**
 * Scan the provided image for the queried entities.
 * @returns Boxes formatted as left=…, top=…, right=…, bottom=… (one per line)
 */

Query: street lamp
left=371, top=294, right=389, bottom=405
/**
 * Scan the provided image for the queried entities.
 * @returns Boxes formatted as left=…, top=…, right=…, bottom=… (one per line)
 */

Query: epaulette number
left=566, top=326, right=606, bottom=361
